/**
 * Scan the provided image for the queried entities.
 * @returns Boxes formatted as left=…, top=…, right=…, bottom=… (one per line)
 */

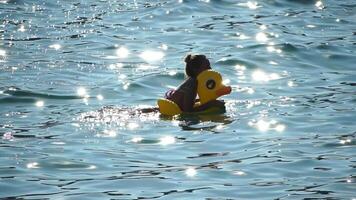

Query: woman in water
left=165, top=54, right=225, bottom=112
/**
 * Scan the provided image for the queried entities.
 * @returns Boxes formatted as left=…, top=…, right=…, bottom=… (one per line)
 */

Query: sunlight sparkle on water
left=288, top=81, right=295, bottom=87
left=168, top=70, right=177, bottom=76
left=160, top=44, right=168, bottom=50
left=275, top=124, right=286, bottom=132
left=18, top=25, right=26, bottom=32
left=101, top=130, right=117, bottom=138
left=236, top=33, right=250, bottom=40
left=238, top=1, right=260, bottom=10
left=139, top=50, right=164, bottom=63
left=255, top=32, right=268, bottom=42
left=222, top=79, right=231, bottom=85
left=35, top=100, right=44, bottom=107
left=252, top=70, right=280, bottom=82
left=2, top=132, right=14, bottom=140
left=315, top=1, right=324, bottom=9
left=127, top=122, right=139, bottom=130
left=109, top=63, right=124, bottom=70
left=159, top=136, right=176, bottom=145
left=116, top=47, right=129, bottom=58
left=339, top=139, right=351, bottom=145
left=185, top=167, right=197, bottom=177
left=138, top=64, right=156, bottom=70
left=0, top=49, right=6, bottom=57
left=131, top=136, right=143, bottom=143
left=267, top=45, right=282, bottom=54
left=77, top=87, right=88, bottom=97
left=249, top=119, right=286, bottom=133
left=256, top=120, right=270, bottom=132
left=27, top=162, right=39, bottom=169
left=234, top=171, right=246, bottom=176
left=97, top=94, right=104, bottom=101
left=49, top=44, right=61, bottom=50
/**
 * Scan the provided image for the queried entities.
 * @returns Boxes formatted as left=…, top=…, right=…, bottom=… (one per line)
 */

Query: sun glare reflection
left=249, top=119, right=286, bottom=133
left=252, top=70, right=280, bottom=82
left=139, top=50, right=165, bottom=63
left=238, top=1, right=260, bottom=10
left=97, top=94, right=104, bottom=101
left=234, top=171, right=246, bottom=176
left=0, top=49, right=6, bottom=57
left=185, top=167, right=197, bottom=177
left=116, top=46, right=129, bottom=58
left=109, top=63, right=124, bottom=70
left=99, top=130, right=117, bottom=138
left=35, top=100, right=44, bottom=107
left=27, top=162, right=39, bottom=169
left=339, top=139, right=351, bottom=145
left=315, top=1, right=324, bottom=9
left=236, top=33, right=250, bottom=40
left=2, top=132, right=14, bottom=140
left=255, top=32, right=268, bottom=42
left=159, top=136, right=176, bottom=146
left=18, top=25, right=26, bottom=32
left=49, top=44, right=61, bottom=50
left=131, top=136, right=143, bottom=143
left=77, top=87, right=88, bottom=97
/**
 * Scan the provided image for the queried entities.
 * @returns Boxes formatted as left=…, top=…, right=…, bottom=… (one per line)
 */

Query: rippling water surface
left=1, top=0, right=355, bottom=199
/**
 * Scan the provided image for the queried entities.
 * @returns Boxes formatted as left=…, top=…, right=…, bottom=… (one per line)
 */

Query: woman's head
left=184, top=54, right=211, bottom=78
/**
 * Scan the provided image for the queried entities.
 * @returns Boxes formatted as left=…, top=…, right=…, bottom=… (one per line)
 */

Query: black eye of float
left=206, top=79, right=216, bottom=89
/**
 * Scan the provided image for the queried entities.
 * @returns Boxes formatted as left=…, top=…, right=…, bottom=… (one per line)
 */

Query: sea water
left=0, top=0, right=355, bottom=199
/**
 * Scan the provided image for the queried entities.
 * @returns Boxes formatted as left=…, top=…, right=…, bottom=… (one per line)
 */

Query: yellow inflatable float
left=157, top=70, right=231, bottom=116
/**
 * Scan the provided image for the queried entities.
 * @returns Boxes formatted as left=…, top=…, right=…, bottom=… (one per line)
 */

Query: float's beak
left=216, top=85, right=232, bottom=97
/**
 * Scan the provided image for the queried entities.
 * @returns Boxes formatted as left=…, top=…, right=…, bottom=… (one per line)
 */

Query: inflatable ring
left=158, top=70, right=231, bottom=116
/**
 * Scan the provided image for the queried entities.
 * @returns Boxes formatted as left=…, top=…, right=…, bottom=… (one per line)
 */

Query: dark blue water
left=1, top=0, right=355, bottom=199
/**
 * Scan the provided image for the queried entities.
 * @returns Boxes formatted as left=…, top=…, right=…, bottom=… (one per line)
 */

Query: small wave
left=0, top=87, right=81, bottom=103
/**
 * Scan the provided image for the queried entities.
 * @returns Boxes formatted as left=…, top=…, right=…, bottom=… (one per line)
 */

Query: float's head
left=196, top=70, right=231, bottom=105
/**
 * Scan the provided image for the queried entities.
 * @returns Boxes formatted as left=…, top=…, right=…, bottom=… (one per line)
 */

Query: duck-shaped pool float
left=157, top=70, right=232, bottom=116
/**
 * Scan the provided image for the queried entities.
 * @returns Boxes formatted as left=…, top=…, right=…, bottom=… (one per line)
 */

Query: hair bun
left=184, top=54, right=193, bottom=63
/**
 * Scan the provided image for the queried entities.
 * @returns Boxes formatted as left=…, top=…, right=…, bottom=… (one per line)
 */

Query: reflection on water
left=248, top=119, right=286, bottom=133
left=255, top=32, right=268, bottom=43
left=238, top=1, right=260, bottom=10
left=139, top=50, right=165, bottom=63
left=159, top=135, right=176, bottom=146
left=49, top=44, right=61, bottom=50
left=252, top=70, right=280, bottom=82
left=315, top=1, right=325, bottom=10
left=116, top=46, right=130, bottom=59
left=185, top=167, right=197, bottom=177
left=0, top=49, right=6, bottom=57
left=0, top=0, right=355, bottom=199
left=35, top=100, right=44, bottom=107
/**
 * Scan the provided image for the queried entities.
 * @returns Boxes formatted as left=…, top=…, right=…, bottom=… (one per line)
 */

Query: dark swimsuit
left=164, top=77, right=197, bottom=111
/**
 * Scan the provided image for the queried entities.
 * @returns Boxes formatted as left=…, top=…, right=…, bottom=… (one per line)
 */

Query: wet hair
left=184, top=54, right=211, bottom=78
